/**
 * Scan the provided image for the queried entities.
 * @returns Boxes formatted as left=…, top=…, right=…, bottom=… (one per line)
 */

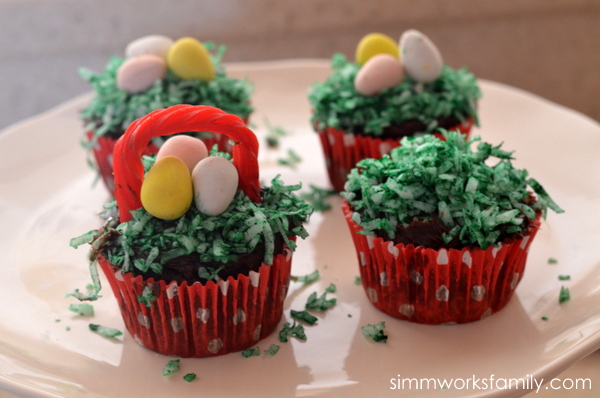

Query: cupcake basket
left=103, top=105, right=293, bottom=357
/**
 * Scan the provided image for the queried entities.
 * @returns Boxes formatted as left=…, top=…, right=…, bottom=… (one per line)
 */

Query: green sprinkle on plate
left=559, top=286, right=571, bottom=304
left=163, top=359, right=180, bottom=377
left=264, top=344, right=280, bottom=356
left=361, top=322, right=388, bottom=343
left=279, top=321, right=307, bottom=343
left=241, top=346, right=261, bottom=358
left=277, top=149, right=302, bottom=169
left=290, top=270, right=320, bottom=285
left=300, top=184, right=336, bottom=212
left=69, top=303, right=95, bottom=316
left=88, top=324, right=123, bottom=338
left=290, top=309, right=318, bottom=325
left=305, top=291, right=337, bottom=311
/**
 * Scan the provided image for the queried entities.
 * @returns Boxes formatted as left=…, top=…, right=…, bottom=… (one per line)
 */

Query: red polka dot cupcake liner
left=96, top=105, right=294, bottom=357
left=342, top=200, right=541, bottom=324
left=316, top=117, right=474, bottom=192
left=98, top=247, right=293, bottom=358
left=86, top=130, right=237, bottom=196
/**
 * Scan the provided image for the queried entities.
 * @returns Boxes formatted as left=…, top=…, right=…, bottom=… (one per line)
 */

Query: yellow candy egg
left=141, top=156, right=193, bottom=220
left=167, top=37, right=215, bottom=81
left=355, top=33, right=399, bottom=66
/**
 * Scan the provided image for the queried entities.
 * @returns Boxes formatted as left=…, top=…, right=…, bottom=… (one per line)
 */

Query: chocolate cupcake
left=71, top=105, right=313, bottom=357
left=309, top=30, right=481, bottom=191
left=342, top=130, right=563, bottom=324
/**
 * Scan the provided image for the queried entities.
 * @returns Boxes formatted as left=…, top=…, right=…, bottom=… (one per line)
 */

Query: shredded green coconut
left=183, top=373, right=197, bottom=382
left=548, top=257, right=558, bottom=264
left=342, top=131, right=563, bottom=249
left=300, top=184, right=336, bottom=212
left=137, top=285, right=157, bottom=308
left=559, top=286, right=571, bottom=304
left=263, top=118, right=290, bottom=149
left=89, top=323, right=123, bottom=338
left=558, top=275, right=571, bottom=281
left=290, top=309, right=318, bottom=325
left=361, top=322, right=388, bottom=343
left=241, top=346, right=261, bottom=358
left=79, top=42, right=253, bottom=155
left=325, top=283, right=337, bottom=293
left=278, top=321, right=307, bottom=342
left=277, top=149, right=302, bottom=169
left=68, top=303, right=94, bottom=316
left=305, top=290, right=337, bottom=311
left=264, top=344, right=280, bottom=356
left=163, top=359, right=180, bottom=376
left=290, top=270, right=320, bottom=285
left=309, top=53, right=481, bottom=136
left=71, top=174, right=313, bottom=292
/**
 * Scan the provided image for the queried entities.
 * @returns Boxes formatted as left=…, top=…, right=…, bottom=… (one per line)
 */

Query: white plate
left=0, top=60, right=599, bottom=398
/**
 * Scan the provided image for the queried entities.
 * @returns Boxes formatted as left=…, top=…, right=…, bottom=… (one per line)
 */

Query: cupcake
left=80, top=35, right=253, bottom=194
left=341, top=131, right=563, bottom=324
left=309, top=30, right=481, bottom=191
left=70, top=105, right=313, bottom=357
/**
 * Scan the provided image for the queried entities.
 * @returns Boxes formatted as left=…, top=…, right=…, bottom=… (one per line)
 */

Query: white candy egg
left=156, top=135, right=208, bottom=172
left=192, top=156, right=239, bottom=216
left=354, top=54, right=404, bottom=96
left=117, top=54, right=166, bottom=94
left=399, top=29, right=443, bottom=83
left=125, top=35, right=174, bottom=61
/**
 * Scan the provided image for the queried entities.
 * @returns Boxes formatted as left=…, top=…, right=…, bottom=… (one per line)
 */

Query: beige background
left=1, top=0, right=599, bottom=130
left=0, top=0, right=598, bottom=397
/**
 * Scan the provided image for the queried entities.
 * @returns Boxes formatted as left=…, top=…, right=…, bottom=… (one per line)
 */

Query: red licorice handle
left=113, top=105, right=260, bottom=222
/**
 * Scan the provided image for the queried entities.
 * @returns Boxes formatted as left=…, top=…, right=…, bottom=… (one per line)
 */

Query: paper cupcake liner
left=342, top=200, right=541, bottom=324
left=317, top=118, right=474, bottom=192
left=98, top=245, right=293, bottom=358
left=87, top=132, right=235, bottom=196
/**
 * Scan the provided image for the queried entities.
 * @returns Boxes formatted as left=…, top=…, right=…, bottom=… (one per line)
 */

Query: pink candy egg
left=156, top=135, right=209, bottom=172
left=117, top=54, right=166, bottom=94
left=354, top=54, right=405, bottom=96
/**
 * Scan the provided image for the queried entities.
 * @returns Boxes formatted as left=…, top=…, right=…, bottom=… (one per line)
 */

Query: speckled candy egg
left=167, top=37, right=215, bottom=81
left=141, top=156, right=193, bottom=220
left=192, top=156, right=239, bottom=216
left=125, top=35, right=174, bottom=61
left=354, top=54, right=404, bottom=96
left=117, top=54, right=166, bottom=94
left=399, top=30, right=443, bottom=83
left=355, top=33, right=399, bottom=66
left=156, top=135, right=208, bottom=172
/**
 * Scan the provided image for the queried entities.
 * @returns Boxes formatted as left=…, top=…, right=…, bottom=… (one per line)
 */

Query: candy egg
left=167, top=37, right=215, bottom=81
left=125, top=35, right=174, bottom=61
left=192, top=156, right=239, bottom=216
left=399, top=29, right=443, bottom=83
left=156, top=135, right=208, bottom=172
left=117, top=54, right=166, bottom=94
left=355, top=33, right=399, bottom=66
left=354, top=54, right=404, bottom=96
left=141, top=156, right=193, bottom=220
